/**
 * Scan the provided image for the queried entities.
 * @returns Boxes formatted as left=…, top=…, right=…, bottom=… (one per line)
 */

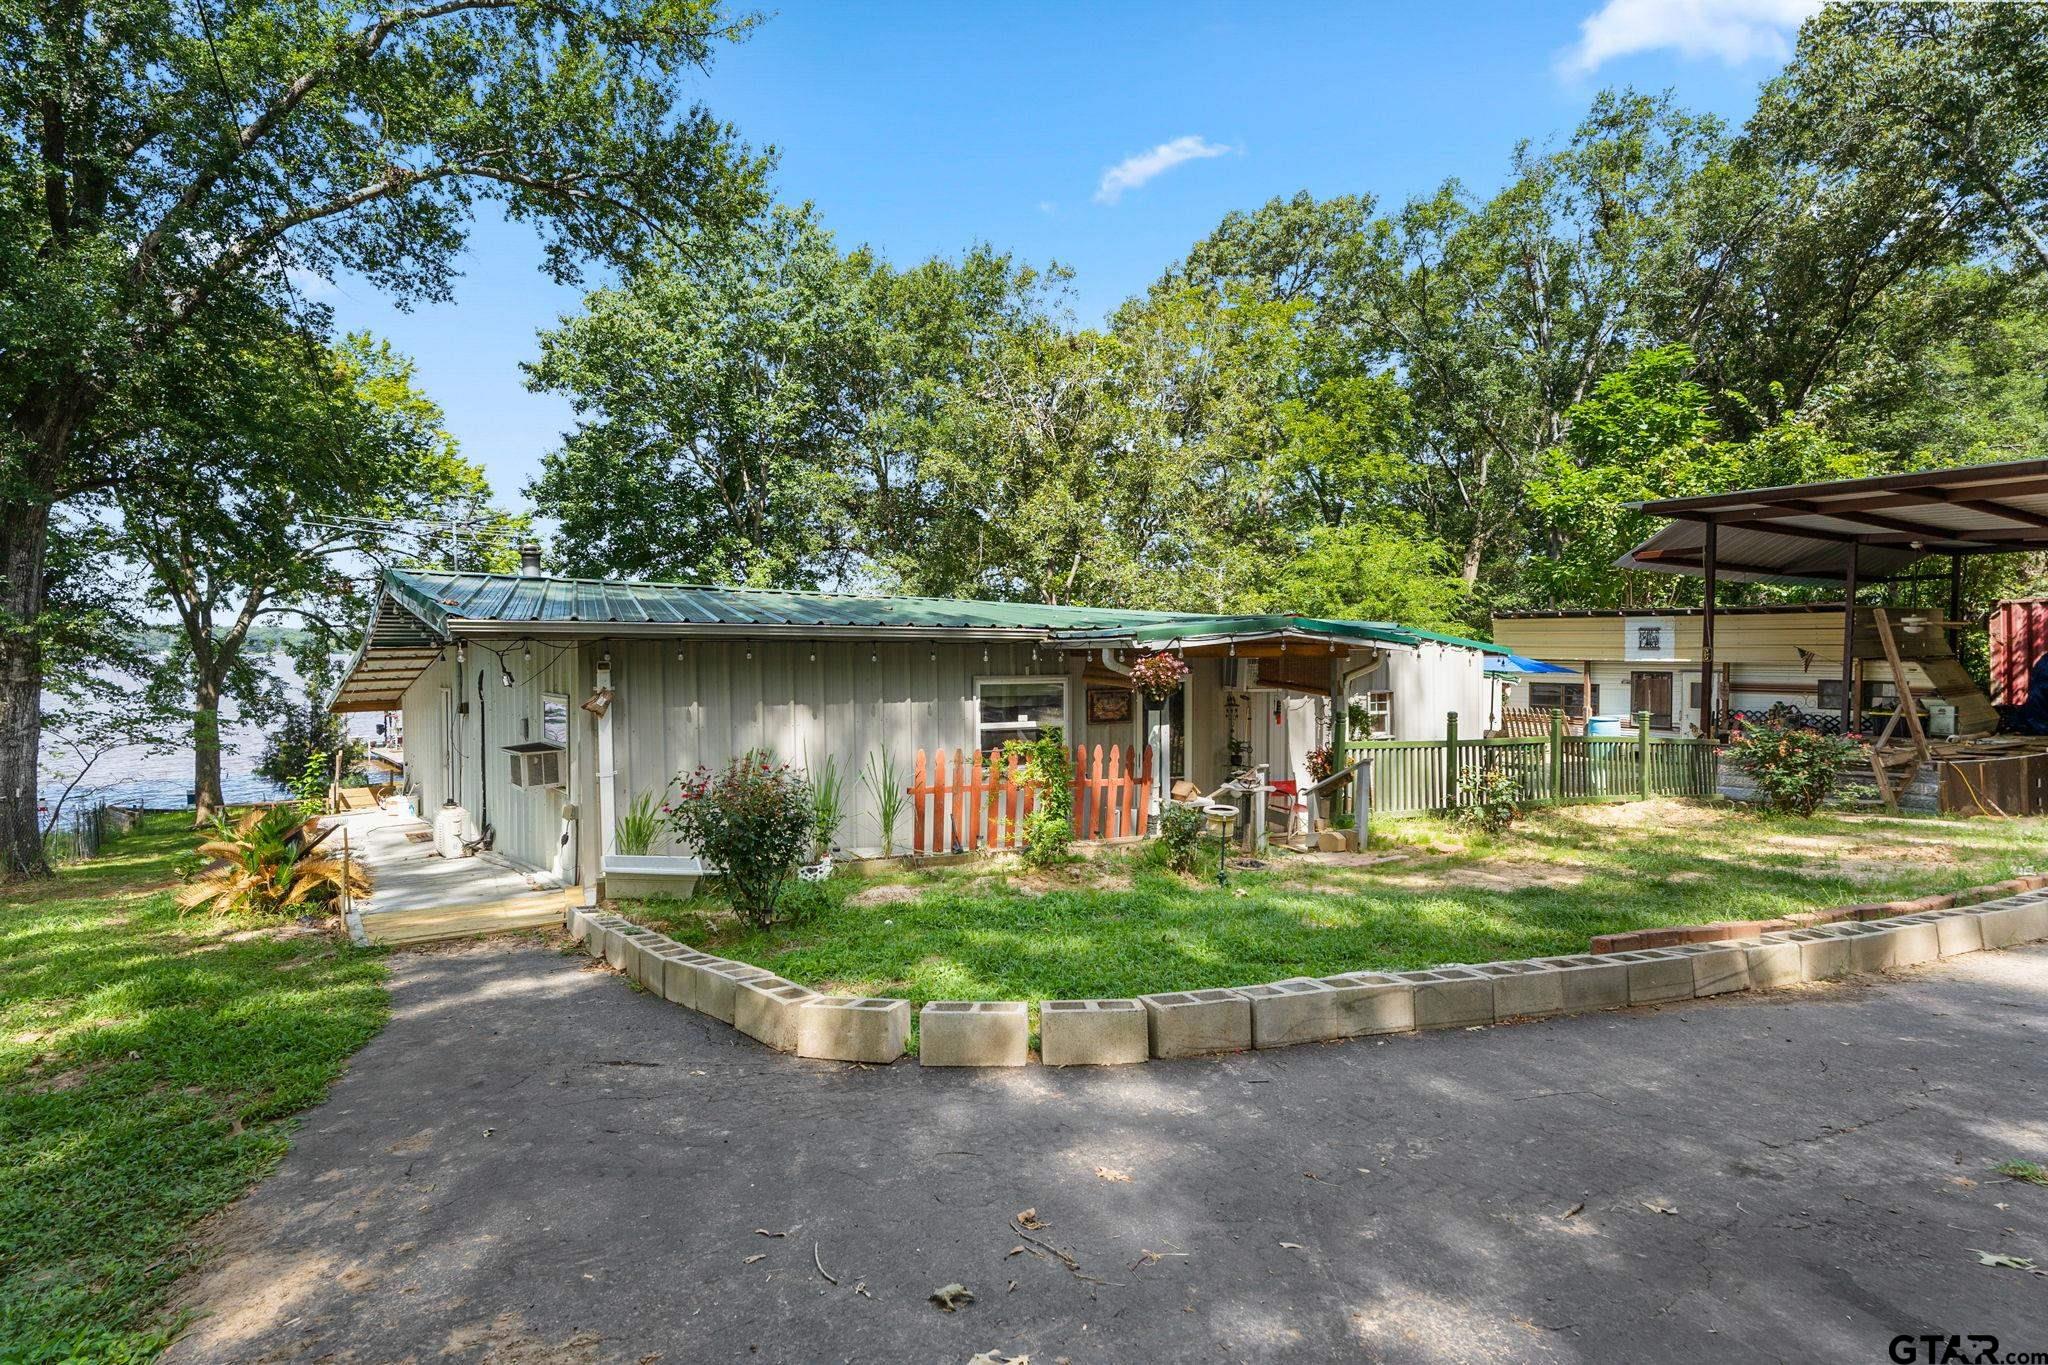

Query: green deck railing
left=1345, top=710, right=1719, bottom=816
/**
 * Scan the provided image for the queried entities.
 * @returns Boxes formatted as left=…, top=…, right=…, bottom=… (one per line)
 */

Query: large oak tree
left=0, top=0, right=764, bottom=876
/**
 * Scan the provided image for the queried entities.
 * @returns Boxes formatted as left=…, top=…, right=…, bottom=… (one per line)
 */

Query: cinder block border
left=564, top=883, right=2048, bottom=1069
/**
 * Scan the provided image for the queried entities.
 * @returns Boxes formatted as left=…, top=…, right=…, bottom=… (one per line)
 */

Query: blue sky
left=320, top=0, right=1819, bottom=515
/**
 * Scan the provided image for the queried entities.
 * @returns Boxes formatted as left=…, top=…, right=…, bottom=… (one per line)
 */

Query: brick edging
left=1588, top=875, right=2048, bottom=954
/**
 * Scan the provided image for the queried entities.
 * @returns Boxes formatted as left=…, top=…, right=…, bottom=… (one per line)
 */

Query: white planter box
left=602, top=853, right=707, bottom=900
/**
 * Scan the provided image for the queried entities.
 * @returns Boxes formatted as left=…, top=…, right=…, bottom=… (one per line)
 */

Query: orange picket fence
left=907, top=744, right=1155, bottom=854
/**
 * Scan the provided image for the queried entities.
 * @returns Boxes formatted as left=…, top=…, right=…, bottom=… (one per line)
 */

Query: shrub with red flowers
left=1128, top=650, right=1190, bottom=701
left=1724, top=715, right=1858, bottom=818
left=662, top=749, right=815, bottom=926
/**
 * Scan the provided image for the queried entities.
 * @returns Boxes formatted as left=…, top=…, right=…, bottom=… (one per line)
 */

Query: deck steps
left=357, top=893, right=570, bottom=946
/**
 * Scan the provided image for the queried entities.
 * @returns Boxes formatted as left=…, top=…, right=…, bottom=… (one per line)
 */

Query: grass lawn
left=0, top=813, right=387, bottom=1362
left=626, top=800, right=2048, bottom=1035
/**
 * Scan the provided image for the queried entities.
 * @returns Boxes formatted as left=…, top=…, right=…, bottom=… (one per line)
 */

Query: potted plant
left=1129, top=650, right=1190, bottom=701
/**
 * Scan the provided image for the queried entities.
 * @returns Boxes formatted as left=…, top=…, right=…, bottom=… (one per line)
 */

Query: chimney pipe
left=517, top=543, right=544, bottom=578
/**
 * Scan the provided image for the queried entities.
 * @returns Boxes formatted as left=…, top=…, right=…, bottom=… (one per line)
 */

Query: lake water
left=38, top=653, right=387, bottom=818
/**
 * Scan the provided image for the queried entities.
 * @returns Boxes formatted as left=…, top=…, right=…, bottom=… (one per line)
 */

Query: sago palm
left=176, top=806, right=372, bottom=918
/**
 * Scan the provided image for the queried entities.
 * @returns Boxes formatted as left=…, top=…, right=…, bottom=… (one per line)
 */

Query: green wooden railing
left=1345, top=710, right=1719, bottom=816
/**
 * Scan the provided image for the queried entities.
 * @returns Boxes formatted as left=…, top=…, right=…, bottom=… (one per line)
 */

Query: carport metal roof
left=1618, top=457, right=2048, bottom=585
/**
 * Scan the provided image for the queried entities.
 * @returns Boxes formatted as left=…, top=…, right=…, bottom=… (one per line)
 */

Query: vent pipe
left=517, top=543, right=544, bottom=578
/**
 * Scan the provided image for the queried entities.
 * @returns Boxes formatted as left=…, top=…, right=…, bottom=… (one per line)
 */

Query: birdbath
left=1198, top=801, right=1241, bottom=886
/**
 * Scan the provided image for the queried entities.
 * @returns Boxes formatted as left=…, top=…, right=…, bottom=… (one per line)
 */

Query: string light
left=809, top=644, right=817, bottom=663
left=870, top=649, right=879, bottom=664
left=455, top=641, right=467, bottom=665
left=522, top=640, right=532, bottom=662
left=500, top=664, right=514, bottom=688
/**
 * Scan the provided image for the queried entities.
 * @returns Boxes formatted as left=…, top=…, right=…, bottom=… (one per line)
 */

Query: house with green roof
left=328, top=549, right=1491, bottom=889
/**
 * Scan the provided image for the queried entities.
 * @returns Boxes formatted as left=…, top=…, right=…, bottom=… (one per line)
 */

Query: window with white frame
left=1363, top=690, right=1394, bottom=738
left=975, top=677, right=1068, bottom=749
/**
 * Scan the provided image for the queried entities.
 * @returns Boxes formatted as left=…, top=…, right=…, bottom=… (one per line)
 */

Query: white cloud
left=1558, top=0, right=1819, bottom=76
left=1095, top=135, right=1233, bottom=204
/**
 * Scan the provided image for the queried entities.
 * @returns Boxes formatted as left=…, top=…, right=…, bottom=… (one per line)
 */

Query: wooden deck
left=335, top=809, right=574, bottom=947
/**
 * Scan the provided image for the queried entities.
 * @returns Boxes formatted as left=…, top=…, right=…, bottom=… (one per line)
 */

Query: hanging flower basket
left=1129, top=650, right=1191, bottom=701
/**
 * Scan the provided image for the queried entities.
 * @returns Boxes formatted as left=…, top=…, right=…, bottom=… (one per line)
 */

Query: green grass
left=627, top=800, right=2048, bottom=1021
left=1997, top=1160, right=2048, bottom=1187
left=0, top=813, right=388, bottom=1362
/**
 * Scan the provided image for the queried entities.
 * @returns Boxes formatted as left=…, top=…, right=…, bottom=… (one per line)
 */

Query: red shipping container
left=1990, top=599, right=2048, bottom=705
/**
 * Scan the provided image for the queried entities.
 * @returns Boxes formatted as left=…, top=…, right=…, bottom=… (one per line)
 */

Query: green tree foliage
left=528, top=206, right=863, bottom=585
left=2, top=0, right=763, bottom=875
left=118, top=331, right=505, bottom=823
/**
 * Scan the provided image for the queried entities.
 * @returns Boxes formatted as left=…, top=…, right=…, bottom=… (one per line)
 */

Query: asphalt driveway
left=164, top=938, right=2048, bottom=1363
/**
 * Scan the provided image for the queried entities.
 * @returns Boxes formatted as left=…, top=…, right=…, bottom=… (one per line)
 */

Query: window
left=1529, top=682, right=1598, bottom=718
left=975, top=678, right=1067, bottom=749
left=541, top=693, right=570, bottom=748
left=1818, top=679, right=1899, bottom=712
left=1362, top=690, right=1394, bottom=738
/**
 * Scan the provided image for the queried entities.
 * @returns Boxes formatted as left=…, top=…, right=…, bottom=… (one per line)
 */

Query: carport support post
left=1947, top=553, right=1964, bottom=657
left=1328, top=650, right=1347, bottom=825
left=1839, top=546, right=1860, bottom=733
left=1637, top=711, right=1653, bottom=800
left=1698, top=519, right=1718, bottom=738
left=1443, top=711, right=1460, bottom=810
left=1547, top=708, right=1565, bottom=804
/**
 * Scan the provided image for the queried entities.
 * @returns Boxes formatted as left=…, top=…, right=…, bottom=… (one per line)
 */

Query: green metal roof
left=1052, top=613, right=1497, bottom=653
left=381, top=568, right=1211, bottom=635
left=375, top=568, right=1496, bottom=653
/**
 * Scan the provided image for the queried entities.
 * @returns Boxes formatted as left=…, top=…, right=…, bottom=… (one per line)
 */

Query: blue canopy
left=1484, top=652, right=1577, bottom=678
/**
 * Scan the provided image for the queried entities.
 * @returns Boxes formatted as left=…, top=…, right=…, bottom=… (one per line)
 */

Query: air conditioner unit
left=504, top=742, right=565, bottom=790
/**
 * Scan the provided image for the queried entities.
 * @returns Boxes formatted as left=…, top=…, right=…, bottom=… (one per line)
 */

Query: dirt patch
left=437, top=1313, right=603, bottom=1363
left=1547, top=799, right=1728, bottom=832
left=1009, top=869, right=1132, bottom=897
left=847, top=884, right=924, bottom=909
left=21, top=1057, right=113, bottom=1093
left=1286, top=852, right=1412, bottom=870
left=1760, top=833, right=1959, bottom=862
left=1372, top=860, right=1591, bottom=894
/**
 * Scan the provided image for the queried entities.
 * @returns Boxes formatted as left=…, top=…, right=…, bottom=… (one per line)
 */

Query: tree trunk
left=192, top=674, right=225, bottom=826
left=0, top=497, right=53, bottom=880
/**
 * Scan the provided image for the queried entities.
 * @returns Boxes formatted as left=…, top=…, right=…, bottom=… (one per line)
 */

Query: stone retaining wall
left=568, top=887, right=2048, bottom=1069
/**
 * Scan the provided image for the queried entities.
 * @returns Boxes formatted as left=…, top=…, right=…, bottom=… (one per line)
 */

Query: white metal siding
left=605, top=637, right=1055, bottom=856
left=398, top=640, right=585, bottom=874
